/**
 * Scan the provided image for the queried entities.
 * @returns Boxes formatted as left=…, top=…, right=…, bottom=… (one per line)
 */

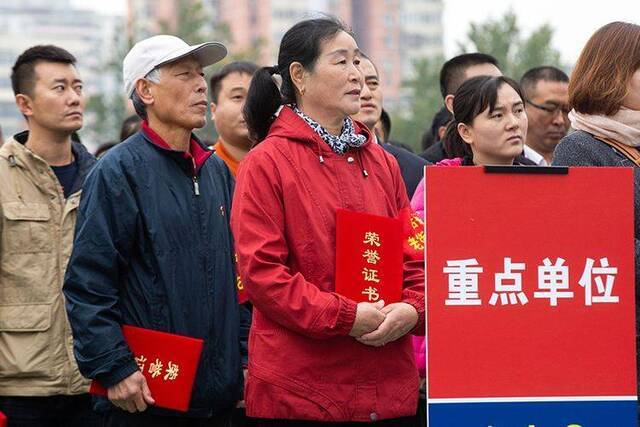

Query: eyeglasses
left=526, top=100, right=571, bottom=116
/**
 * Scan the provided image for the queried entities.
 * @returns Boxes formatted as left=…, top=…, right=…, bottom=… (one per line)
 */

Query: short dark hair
left=209, top=61, right=259, bottom=103
left=421, top=106, right=452, bottom=150
left=379, top=108, right=391, bottom=142
left=244, top=16, right=352, bottom=142
left=120, top=114, right=142, bottom=141
left=11, top=45, right=76, bottom=97
left=94, top=142, right=118, bottom=158
left=439, top=53, right=499, bottom=99
left=359, top=52, right=379, bottom=75
left=520, top=66, right=569, bottom=100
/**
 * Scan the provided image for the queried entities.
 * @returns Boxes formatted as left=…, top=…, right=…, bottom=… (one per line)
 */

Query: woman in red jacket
left=231, top=17, right=425, bottom=425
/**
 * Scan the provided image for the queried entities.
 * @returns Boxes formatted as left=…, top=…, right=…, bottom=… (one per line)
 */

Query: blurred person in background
left=120, top=114, right=142, bottom=141
left=520, top=66, right=570, bottom=165
left=374, top=108, right=391, bottom=142
left=353, top=53, right=428, bottom=197
left=210, top=61, right=258, bottom=177
left=419, top=106, right=452, bottom=158
left=423, top=53, right=502, bottom=163
left=209, top=60, right=259, bottom=427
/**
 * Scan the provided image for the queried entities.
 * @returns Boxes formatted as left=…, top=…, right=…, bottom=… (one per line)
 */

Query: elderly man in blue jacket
left=63, top=35, right=247, bottom=427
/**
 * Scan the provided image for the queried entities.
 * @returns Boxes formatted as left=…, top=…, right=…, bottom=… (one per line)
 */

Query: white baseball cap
left=123, top=35, right=227, bottom=97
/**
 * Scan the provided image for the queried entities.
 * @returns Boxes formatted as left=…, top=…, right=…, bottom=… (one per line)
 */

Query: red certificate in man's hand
left=89, top=325, right=204, bottom=412
left=335, top=209, right=403, bottom=303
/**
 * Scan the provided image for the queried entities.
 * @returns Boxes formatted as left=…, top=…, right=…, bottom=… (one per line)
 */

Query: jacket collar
left=1, top=130, right=96, bottom=195
left=141, top=121, right=212, bottom=176
left=269, top=106, right=373, bottom=156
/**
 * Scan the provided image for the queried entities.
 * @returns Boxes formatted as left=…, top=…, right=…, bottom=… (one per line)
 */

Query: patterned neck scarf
left=291, top=105, right=366, bottom=155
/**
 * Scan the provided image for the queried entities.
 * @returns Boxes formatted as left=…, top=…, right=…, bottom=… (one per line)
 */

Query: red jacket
left=231, top=107, right=425, bottom=422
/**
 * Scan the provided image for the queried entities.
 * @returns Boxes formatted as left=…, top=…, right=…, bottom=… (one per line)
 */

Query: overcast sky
left=72, top=0, right=640, bottom=66
left=443, top=0, right=640, bottom=64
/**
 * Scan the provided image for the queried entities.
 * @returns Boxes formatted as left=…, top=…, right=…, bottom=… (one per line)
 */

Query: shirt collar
left=141, top=121, right=213, bottom=175
left=523, top=145, right=548, bottom=166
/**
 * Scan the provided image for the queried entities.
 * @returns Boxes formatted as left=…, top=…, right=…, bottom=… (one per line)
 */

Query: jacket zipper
left=192, top=158, right=200, bottom=196
left=193, top=176, right=200, bottom=196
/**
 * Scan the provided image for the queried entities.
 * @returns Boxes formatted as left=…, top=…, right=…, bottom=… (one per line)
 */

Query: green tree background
left=391, top=9, right=563, bottom=153
left=83, top=6, right=562, bottom=153
left=82, top=0, right=262, bottom=146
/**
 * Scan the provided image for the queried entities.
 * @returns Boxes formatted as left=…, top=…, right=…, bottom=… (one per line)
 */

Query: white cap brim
left=125, top=41, right=227, bottom=97
left=156, top=41, right=227, bottom=69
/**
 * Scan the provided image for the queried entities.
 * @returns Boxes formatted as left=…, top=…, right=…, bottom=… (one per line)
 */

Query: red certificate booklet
left=335, top=209, right=403, bottom=303
left=89, top=325, right=204, bottom=412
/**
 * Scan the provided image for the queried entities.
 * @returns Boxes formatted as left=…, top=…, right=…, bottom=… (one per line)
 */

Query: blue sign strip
left=428, top=400, right=637, bottom=427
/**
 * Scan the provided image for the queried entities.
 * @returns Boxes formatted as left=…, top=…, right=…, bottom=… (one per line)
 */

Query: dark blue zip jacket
left=63, top=129, right=244, bottom=417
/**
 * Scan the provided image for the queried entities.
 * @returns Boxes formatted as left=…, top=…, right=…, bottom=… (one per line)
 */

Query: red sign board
left=424, top=166, right=637, bottom=425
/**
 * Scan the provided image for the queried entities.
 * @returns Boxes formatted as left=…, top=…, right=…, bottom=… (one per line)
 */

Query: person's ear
left=289, top=61, right=307, bottom=96
left=444, top=95, right=455, bottom=114
left=457, top=122, right=474, bottom=145
left=15, top=94, right=34, bottom=119
left=210, top=101, right=217, bottom=120
left=135, top=79, right=155, bottom=108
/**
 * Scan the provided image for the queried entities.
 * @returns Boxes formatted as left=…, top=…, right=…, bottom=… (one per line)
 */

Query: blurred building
left=0, top=0, right=120, bottom=139
left=127, top=0, right=443, bottom=109
left=352, top=0, right=443, bottom=109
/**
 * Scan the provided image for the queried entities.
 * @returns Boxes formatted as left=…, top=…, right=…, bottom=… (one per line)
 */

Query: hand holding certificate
left=90, top=325, right=204, bottom=412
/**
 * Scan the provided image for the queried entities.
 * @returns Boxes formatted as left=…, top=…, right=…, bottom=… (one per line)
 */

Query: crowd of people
left=0, top=14, right=639, bottom=427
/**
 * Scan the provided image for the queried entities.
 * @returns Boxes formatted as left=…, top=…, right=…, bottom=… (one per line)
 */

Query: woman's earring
left=301, top=87, right=306, bottom=95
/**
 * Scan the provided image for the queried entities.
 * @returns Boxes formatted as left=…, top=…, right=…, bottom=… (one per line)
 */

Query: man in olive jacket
left=0, top=45, right=98, bottom=425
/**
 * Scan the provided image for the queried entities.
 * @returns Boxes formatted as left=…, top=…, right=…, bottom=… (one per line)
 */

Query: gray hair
left=130, top=68, right=161, bottom=121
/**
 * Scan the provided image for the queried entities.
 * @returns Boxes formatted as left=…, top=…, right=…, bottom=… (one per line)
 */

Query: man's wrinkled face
left=298, top=31, right=364, bottom=118
left=151, top=57, right=208, bottom=130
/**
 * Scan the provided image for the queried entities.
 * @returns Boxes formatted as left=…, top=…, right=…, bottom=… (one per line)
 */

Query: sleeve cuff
left=95, top=357, right=140, bottom=389
left=404, top=295, right=425, bottom=336
left=336, top=296, right=358, bottom=336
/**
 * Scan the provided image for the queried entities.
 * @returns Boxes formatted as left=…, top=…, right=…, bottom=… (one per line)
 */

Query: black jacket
left=63, top=129, right=245, bottom=417
left=382, top=143, right=430, bottom=198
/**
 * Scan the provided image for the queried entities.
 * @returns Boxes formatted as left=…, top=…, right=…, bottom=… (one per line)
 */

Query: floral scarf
left=291, top=105, right=366, bottom=155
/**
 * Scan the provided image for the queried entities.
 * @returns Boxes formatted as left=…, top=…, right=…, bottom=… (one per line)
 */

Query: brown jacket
left=0, top=133, right=94, bottom=395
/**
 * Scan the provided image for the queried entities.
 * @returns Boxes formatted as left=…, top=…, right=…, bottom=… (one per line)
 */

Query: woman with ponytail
left=231, top=16, right=424, bottom=425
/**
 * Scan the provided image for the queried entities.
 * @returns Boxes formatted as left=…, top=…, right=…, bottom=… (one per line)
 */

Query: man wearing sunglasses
left=520, top=66, right=570, bottom=165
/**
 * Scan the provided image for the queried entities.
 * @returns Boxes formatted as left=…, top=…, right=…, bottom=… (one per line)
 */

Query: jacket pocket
left=2, top=202, right=52, bottom=254
left=0, top=303, right=53, bottom=378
